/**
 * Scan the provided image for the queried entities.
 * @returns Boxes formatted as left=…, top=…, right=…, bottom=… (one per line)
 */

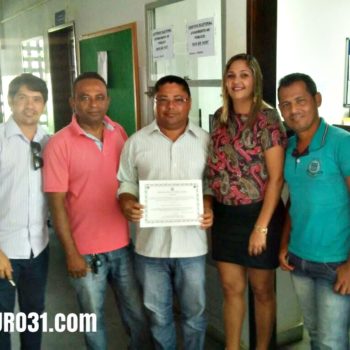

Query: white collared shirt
left=0, top=117, right=49, bottom=259
left=118, top=120, right=210, bottom=258
left=83, top=120, right=115, bottom=151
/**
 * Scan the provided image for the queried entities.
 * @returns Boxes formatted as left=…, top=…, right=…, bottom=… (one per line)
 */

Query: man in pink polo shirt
left=43, top=72, right=149, bottom=350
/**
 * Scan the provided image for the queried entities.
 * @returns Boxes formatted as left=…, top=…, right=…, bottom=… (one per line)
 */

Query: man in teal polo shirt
left=278, top=73, right=350, bottom=350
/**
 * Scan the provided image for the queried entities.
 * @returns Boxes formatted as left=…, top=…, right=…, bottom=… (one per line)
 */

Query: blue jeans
left=0, top=245, right=49, bottom=350
left=289, top=252, right=350, bottom=350
left=135, top=253, right=207, bottom=350
left=69, top=244, right=150, bottom=350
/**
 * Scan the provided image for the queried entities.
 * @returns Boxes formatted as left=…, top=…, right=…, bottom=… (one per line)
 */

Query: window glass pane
left=188, top=86, right=221, bottom=132
left=148, top=0, right=222, bottom=82
left=20, top=36, right=48, bottom=128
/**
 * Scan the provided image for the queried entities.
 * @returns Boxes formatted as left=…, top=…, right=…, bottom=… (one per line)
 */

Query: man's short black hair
left=278, top=73, right=318, bottom=97
left=8, top=73, right=48, bottom=102
left=72, top=72, right=107, bottom=96
left=154, top=75, right=191, bottom=97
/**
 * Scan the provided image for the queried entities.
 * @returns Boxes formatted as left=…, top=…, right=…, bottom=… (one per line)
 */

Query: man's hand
left=121, top=198, right=144, bottom=222
left=66, top=252, right=89, bottom=278
left=200, top=207, right=213, bottom=229
left=48, top=192, right=89, bottom=278
left=248, top=230, right=267, bottom=256
left=0, top=250, right=13, bottom=280
left=279, top=246, right=294, bottom=271
left=334, top=262, right=350, bottom=295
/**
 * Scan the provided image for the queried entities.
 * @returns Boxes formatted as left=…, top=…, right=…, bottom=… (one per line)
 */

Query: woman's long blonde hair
left=220, top=53, right=270, bottom=128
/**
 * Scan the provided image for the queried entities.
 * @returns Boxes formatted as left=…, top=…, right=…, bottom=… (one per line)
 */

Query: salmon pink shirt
left=43, top=115, right=129, bottom=254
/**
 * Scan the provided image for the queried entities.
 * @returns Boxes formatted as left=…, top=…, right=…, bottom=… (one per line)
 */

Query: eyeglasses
left=154, top=97, right=190, bottom=107
left=30, top=141, right=43, bottom=170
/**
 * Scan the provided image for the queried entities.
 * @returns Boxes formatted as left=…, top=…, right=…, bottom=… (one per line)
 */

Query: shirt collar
left=149, top=119, right=200, bottom=138
left=70, top=114, right=115, bottom=135
left=308, top=117, right=328, bottom=151
left=4, top=116, right=46, bottom=141
left=290, top=117, right=328, bottom=157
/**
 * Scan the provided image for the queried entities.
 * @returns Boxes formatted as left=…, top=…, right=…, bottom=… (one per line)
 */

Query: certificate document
left=139, top=180, right=203, bottom=228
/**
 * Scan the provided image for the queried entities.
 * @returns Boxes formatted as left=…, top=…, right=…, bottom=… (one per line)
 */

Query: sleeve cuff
left=118, top=182, right=139, bottom=198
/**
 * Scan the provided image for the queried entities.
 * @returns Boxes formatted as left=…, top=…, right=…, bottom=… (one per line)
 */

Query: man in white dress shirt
left=0, top=74, right=49, bottom=350
left=118, top=75, right=213, bottom=350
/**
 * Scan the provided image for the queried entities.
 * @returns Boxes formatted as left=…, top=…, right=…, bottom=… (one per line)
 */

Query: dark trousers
left=0, top=246, right=49, bottom=350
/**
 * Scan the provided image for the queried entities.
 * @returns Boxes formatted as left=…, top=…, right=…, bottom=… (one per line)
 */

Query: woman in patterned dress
left=207, top=53, right=287, bottom=350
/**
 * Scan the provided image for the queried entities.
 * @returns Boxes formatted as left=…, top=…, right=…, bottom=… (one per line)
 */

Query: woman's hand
left=248, top=228, right=267, bottom=256
left=200, top=207, right=213, bottom=229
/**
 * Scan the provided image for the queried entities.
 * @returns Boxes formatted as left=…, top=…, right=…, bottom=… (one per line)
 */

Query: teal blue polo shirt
left=285, top=118, right=350, bottom=262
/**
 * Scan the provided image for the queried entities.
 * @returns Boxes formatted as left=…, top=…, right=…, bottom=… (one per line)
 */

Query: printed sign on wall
left=97, top=51, right=108, bottom=84
left=152, top=27, right=174, bottom=61
left=187, top=18, right=214, bottom=57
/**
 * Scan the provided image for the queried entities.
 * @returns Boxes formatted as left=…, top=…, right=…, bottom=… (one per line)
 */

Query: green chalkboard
left=79, top=24, right=140, bottom=135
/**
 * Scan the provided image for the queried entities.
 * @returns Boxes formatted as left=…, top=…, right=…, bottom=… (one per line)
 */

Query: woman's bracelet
left=254, top=225, right=268, bottom=235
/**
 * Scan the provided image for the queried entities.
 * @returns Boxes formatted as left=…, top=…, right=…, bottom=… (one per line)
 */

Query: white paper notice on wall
left=187, top=18, right=215, bottom=57
left=97, top=51, right=108, bottom=84
left=152, top=27, right=174, bottom=61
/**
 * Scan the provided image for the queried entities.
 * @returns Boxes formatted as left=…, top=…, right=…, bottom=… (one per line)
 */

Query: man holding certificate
left=118, top=75, right=213, bottom=350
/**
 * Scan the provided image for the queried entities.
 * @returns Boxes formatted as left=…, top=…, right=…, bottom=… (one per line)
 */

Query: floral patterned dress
left=207, top=108, right=287, bottom=268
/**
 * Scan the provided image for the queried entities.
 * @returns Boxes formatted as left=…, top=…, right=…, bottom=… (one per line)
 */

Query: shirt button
left=296, top=159, right=301, bottom=163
